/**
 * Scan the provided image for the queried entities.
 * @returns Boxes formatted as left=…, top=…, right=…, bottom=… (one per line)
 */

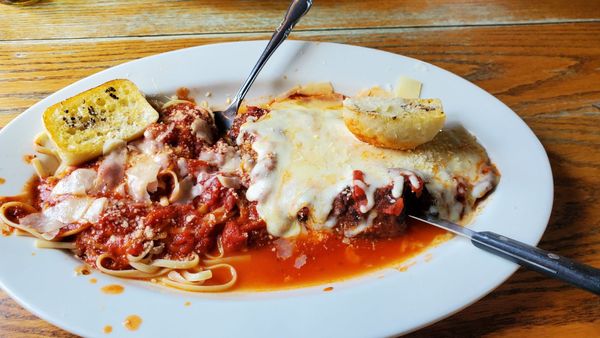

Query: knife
left=409, top=214, right=600, bottom=295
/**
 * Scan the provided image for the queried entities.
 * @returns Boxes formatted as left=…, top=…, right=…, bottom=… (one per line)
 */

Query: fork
left=213, top=0, right=313, bottom=133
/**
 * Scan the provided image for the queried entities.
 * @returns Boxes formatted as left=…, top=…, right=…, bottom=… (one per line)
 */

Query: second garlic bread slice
left=343, top=96, right=445, bottom=150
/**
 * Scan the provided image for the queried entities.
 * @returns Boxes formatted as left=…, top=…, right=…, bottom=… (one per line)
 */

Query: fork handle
left=231, top=0, right=313, bottom=110
left=472, top=231, right=600, bottom=295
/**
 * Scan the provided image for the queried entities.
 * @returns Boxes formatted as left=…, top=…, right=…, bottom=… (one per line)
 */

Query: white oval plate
left=0, top=41, right=553, bottom=338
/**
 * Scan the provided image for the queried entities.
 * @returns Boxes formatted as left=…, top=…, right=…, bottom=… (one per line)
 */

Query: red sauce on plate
left=208, top=217, right=448, bottom=291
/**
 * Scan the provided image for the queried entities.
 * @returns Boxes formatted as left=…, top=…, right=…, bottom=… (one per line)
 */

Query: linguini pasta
left=161, top=99, right=195, bottom=110
left=34, top=239, right=77, bottom=250
left=31, top=157, right=51, bottom=179
left=0, top=201, right=46, bottom=239
left=203, top=255, right=251, bottom=266
left=156, top=169, right=181, bottom=203
left=152, top=253, right=200, bottom=269
left=96, top=254, right=170, bottom=279
left=33, top=132, right=58, bottom=158
left=203, top=236, right=251, bottom=265
left=0, top=97, right=241, bottom=292
left=93, top=250, right=237, bottom=291
left=159, top=264, right=237, bottom=292
left=32, top=132, right=65, bottom=178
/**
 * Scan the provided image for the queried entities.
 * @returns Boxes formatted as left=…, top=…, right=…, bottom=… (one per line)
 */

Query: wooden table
left=1, top=1, right=599, bottom=336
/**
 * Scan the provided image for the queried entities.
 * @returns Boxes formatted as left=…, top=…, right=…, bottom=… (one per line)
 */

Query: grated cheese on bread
left=42, top=79, right=159, bottom=165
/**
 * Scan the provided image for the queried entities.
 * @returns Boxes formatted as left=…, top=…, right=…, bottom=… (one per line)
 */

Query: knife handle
left=471, top=231, right=600, bottom=295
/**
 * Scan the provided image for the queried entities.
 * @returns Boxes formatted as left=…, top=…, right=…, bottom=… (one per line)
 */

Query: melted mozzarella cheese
left=19, top=213, right=65, bottom=240
left=198, top=143, right=241, bottom=173
left=238, top=98, right=498, bottom=238
left=190, top=117, right=212, bottom=142
left=95, top=146, right=127, bottom=193
left=20, top=197, right=108, bottom=239
left=83, top=197, right=108, bottom=223
left=126, top=154, right=161, bottom=202
left=44, top=197, right=96, bottom=224
left=51, top=168, right=97, bottom=196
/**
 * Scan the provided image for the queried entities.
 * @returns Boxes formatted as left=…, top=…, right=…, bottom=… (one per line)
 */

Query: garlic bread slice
left=42, top=79, right=158, bottom=165
left=343, top=96, right=445, bottom=150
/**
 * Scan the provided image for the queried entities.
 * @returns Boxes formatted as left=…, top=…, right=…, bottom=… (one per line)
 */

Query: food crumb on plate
left=396, top=261, right=416, bottom=272
left=22, top=154, right=35, bottom=164
left=74, top=265, right=91, bottom=276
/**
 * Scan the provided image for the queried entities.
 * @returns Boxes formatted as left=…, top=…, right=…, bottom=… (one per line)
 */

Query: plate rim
left=0, top=40, right=554, bottom=337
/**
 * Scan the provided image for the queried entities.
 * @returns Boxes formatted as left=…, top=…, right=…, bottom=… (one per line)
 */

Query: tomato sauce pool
left=210, top=217, right=450, bottom=291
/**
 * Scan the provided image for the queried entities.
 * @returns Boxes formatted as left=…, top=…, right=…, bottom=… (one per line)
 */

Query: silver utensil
left=214, top=0, right=312, bottom=133
left=410, top=214, right=600, bottom=295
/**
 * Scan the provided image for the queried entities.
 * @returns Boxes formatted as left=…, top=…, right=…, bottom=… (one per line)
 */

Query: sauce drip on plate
left=123, top=315, right=142, bottom=331
left=101, top=284, right=124, bottom=294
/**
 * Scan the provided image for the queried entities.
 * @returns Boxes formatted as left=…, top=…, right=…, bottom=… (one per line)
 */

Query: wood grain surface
left=1, top=1, right=600, bottom=337
left=2, top=0, right=600, bottom=41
